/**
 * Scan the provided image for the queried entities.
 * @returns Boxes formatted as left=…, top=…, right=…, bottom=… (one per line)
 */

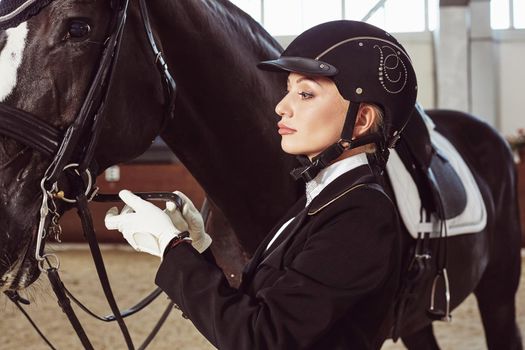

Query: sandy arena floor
left=1, top=246, right=524, bottom=350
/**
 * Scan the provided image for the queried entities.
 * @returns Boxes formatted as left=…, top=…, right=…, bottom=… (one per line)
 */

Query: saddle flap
left=427, top=149, right=467, bottom=219
left=396, top=104, right=467, bottom=220
left=386, top=107, right=487, bottom=238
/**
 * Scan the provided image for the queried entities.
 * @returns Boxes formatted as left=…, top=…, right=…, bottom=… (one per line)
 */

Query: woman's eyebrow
left=287, top=76, right=323, bottom=87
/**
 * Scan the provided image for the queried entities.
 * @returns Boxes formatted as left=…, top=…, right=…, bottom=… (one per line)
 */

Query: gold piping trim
left=308, top=183, right=367, bottom=216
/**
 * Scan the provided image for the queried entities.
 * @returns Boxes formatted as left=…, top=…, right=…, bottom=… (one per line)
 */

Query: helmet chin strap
left=290, top=102, right=381, bottom=182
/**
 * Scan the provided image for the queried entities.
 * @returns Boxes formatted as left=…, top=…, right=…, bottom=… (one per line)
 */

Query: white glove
left=165, top=191, right=212, bottom=253
left=105, top=190, right=186, bottom=258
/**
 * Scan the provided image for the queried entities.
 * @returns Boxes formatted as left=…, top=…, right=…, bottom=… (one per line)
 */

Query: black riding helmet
left=258, top=20, right=418, bottom=181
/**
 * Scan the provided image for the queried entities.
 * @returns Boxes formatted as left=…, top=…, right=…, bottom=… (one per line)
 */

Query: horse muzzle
left=0, top=225, right=41, bottom=291
left=0, top=258, right=39, bottom=291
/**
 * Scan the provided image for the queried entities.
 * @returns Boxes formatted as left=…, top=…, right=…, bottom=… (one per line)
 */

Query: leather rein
left=0, top=0, right=186, bottom=349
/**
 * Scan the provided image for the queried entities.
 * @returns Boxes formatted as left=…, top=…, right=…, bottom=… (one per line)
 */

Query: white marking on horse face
left=0, top=22, right=29, bottom=102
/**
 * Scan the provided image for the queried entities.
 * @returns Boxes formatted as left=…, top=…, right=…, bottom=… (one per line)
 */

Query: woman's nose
left=275, top=96, right=292, bottom=118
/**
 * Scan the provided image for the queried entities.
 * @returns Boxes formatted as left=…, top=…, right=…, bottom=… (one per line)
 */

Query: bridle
left=0, top=0, right=190, bottom=349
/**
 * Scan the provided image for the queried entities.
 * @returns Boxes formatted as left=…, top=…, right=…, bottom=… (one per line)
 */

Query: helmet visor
left=257, top=56, right=338, bottom=77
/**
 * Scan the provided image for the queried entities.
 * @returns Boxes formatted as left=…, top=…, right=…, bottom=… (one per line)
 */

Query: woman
left=105, top=20, right=417, bottom=349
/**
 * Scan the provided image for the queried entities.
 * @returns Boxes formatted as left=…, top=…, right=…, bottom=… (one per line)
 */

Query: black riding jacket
left=156, top=165, right=401, bottom=350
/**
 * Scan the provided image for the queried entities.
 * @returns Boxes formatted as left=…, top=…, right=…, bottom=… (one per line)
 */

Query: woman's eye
left=298, top=92, right=314, bottom=100
left=68, top=20, right=91, bottom=39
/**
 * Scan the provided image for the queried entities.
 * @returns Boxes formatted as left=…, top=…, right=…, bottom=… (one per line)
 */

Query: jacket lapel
left=240, top=164, right=377, bottom=289
left=240, top=196, right=306, bottom=287
left=258, top=208, right=309, bottom=265
left=258, top=165, right=376, bottom=267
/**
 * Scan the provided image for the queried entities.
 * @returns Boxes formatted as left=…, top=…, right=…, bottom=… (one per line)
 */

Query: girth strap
left=0, top=104, right=60, bottom=156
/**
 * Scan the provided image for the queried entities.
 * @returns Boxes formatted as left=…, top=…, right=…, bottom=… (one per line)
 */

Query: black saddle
left=395, top=104, right=467, bottom=221
left=390, top=104, right=465, bottom=339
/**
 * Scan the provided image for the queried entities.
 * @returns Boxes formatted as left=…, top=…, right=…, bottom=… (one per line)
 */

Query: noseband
left=0, top=0, right=185, bottom=349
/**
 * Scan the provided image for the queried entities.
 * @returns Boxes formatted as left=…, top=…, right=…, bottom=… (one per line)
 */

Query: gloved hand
left=105, top=190, right=187, bottom=258
left=165, top=191, right=212, bottom=253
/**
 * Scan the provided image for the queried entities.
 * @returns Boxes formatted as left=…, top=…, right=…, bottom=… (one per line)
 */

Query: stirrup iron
left=427, top=268, right=452, bottom=322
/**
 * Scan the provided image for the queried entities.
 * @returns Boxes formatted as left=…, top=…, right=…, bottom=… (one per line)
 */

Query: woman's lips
left=277, top=123, right=297, bottom=135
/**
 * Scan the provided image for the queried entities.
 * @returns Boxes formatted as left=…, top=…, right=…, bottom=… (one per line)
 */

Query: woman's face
left=275, top=72, right=349, bottom=159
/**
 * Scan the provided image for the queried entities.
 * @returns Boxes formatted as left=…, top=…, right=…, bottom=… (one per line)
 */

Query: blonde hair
left=363, top=103, right=384, bottom=153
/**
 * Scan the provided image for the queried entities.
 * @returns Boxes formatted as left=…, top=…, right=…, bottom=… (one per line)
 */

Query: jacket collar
left=305, top=152, right=369, bottom=206
left=242, top=195, right=305, bottom=270
left=307, top=164, right=376, bottom=215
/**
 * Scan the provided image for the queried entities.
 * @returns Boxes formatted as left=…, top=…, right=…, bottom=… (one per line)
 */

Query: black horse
left=0, top=0, right=522, bottom=349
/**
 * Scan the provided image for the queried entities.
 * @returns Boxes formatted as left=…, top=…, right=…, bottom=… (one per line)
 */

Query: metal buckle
left=337, top=138, right=352, bottom=150
left=388, top=132, right=401, bottom=148
left=50, top=163, right=94, bottom=204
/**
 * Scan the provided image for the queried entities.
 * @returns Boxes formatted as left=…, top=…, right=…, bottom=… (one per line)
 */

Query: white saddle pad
left=386, top=114, right=487, bottom=239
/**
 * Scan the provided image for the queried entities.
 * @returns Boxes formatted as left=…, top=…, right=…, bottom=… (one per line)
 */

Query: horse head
left=0, top=0, right=167, bottom=290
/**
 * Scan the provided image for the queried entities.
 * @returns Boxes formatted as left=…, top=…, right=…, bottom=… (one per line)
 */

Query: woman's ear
left=352, top=104, right=377, bottom=139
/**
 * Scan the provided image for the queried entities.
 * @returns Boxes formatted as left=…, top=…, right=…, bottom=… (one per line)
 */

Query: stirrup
left=426, top=268, right=452, bottom=322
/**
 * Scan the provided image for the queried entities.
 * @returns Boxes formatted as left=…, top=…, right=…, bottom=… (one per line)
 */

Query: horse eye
left=68, top=20, right=91, bottom=38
